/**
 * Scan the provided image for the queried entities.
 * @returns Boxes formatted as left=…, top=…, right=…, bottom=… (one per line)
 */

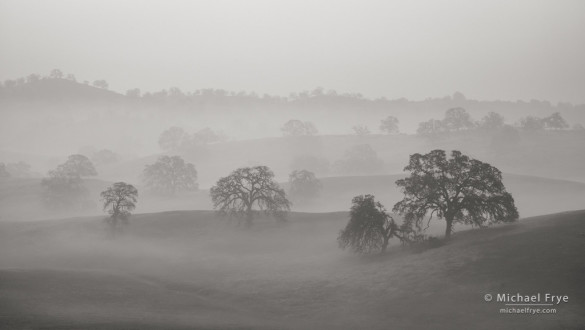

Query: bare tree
left=210, top=166, right=291, bottom=226
left=100, top=182, right=138, bottom=237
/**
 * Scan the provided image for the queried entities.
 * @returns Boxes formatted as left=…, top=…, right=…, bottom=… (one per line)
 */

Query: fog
left=1, top=1, right=585, bottom=329
left=2, top=0, right=585, bottom=103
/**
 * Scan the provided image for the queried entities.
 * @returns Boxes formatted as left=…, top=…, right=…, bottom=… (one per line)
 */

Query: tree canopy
left=288, top=169, right=322, bottom=204
left=143, top=155, right=198, bottom=195
left=393, top=150, right=518, bottom=239
left=100, top=182, right=138, bottom=236
left=40, top=154, right=97, bottom=210
left=338, top=195, right=401, bottom=254
left=210, top=166, right=290, bottom=226
left=281, top=119, right=318, bottom=136
left=379, top=116, right=399, bottom=134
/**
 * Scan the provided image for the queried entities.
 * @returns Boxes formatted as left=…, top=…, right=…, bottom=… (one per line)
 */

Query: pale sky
left=1, top=0, right=584, bottom=103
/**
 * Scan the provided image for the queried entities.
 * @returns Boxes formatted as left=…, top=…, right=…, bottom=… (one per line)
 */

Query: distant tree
left=334, top=144, right=384, bottom=174
left=452, top=91, right=466, bottom=102
left=379, top=116, right=399, bottom=134
left=443, top=107, right=474, bottom=131
left=91, top=149, right=119, bottom=166
left=288, top=169, right=322, bottom=203
left=92, top=80, right=109, bottom=89
left=143, top=155, right=198, bottom=195
left=210, top=166, right=290, bottom=226
left=40, top=155, right=97, bottom=210
left=66, top=74, right=76, bottom=82
left=352, top=125, right=371, bottom=136
left=0, top=163, right=10, bottom=177
left=281, top=119, right=318, bottom=136
left=393, top=150, right=518, bottom=239
left=543, top=112, right=569, bottom=130
left=5, top=161, right=32, bottom=177
left=519, top=116, right=545, bottom=131
left=49, top=69, right=63, bottom=79
left=417, top=119, right=445, bottom=135
left=125, top=88, right=141, bottom=98
left=573, top=123, right=585, bottom=131
left=338, top=195, right=401, bottom=254
left=191, top=127, right=225, bottom=145
left=479, top=112, right=505, bottom=130
left=26, top=74, right=41, bottom=84
left=58, top=154, right=98, bottom=177
left=100, top=182, right=138, bottom=236
left=158, top=127, right=189, bottom=151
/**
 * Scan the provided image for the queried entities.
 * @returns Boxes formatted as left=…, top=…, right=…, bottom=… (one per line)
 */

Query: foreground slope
left=0, top=210, right=584, bottom=329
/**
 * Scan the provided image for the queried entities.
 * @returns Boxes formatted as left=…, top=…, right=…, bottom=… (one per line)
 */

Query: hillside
left=0, top=210, right=583, bottom=329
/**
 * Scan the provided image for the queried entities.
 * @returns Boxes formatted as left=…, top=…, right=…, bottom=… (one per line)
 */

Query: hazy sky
left=1, top=0, right=584, bottom=103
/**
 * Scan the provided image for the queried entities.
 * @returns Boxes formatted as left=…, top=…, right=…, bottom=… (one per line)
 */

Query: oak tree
left=393, top=150, right=518, bottom=239
left=210, top=166, right=290, bottom=226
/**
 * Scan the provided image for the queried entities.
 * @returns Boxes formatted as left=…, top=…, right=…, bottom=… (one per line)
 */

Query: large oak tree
left=210, top=166, right=290, bottom=226
left=393, top=150, right=518, bottom=239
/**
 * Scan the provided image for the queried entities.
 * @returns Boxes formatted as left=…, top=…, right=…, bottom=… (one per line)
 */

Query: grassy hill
left=0, top=210, right=583, bottom=329
left=2, top=172, right=585, bottom=222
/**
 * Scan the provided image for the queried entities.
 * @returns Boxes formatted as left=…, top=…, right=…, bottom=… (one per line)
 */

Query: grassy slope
left=0, top=210, right=584, bottom=329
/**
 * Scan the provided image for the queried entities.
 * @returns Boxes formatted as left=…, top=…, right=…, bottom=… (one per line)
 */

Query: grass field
left=0, top=210, right=584, bottom=329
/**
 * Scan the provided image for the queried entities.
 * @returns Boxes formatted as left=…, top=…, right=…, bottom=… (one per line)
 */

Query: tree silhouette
left=100, top=182, right=138, bottom=237
left=58, top=154, right=98, bottom=177
left=49, top=69, right=63, bottom=79
left=210, top=166, right=290, bottom=226
left=40, top=155, right=97, bottom=210
left=417, top=119, right=445, bottom=135
left=519, top=116, right=545, bottom=131
left=158, top=127, right=189, bottom=151
left=543, top=112, right=569, bottom=130
left=281, top=119, right=318, bottom=136
left=334, top=144, right=384, bottom=174
left=338, top=195, right=401, bottom=254
left=380, top=116, right=399, bottom=134
left=479, top=112, right=505, bottom=130
left=288, top=169, right=322, bottom=204
left=352, top=125, right=370, bottom=136
left=443, top=108, right=474, bottom=131
left=143, top=155, right=198, bottom=195
left=393, top=150, right=518, bottom=239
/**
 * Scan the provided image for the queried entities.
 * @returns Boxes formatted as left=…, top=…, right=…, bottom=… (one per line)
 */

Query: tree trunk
left=445, top=217, right=453, bottom=239
left=245, top=205, right=253, bottom=227
left=381, top=235, right=390, bottom=254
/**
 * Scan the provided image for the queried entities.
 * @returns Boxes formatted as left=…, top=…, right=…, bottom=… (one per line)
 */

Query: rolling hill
left=0, top=209, right=584, bottom=329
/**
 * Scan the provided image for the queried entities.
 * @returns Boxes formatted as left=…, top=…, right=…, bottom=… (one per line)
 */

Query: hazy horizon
left=1, top=0, right=585, bottom=104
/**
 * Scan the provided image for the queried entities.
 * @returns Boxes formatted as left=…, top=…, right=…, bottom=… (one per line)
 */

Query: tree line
left=36, top=149, right=518, bottom=255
